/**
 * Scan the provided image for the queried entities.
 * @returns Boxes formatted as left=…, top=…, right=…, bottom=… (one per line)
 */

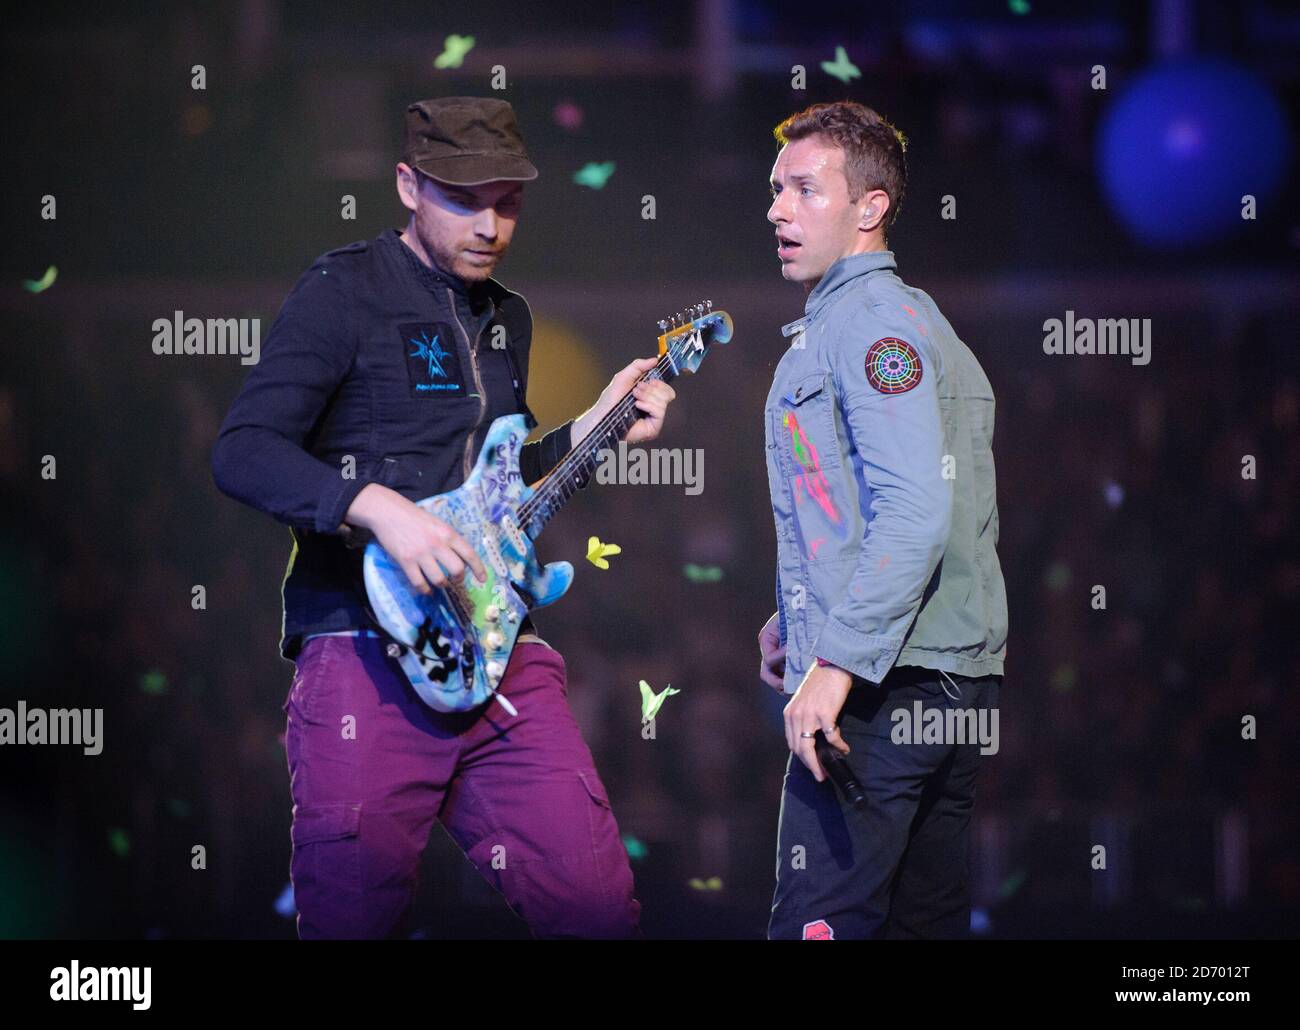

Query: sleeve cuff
left=527, top=420, right=574, bottom=481
left=811, top=614, right=905, bottom=685
left=316, top=473, right=375, bottom=535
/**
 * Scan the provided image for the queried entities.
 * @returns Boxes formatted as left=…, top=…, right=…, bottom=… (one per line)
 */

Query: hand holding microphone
left=814, top=730, right=867, bottom=810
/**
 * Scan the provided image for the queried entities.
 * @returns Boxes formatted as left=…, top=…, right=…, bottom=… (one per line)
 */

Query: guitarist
left=211, top=97, right=675, bottom=939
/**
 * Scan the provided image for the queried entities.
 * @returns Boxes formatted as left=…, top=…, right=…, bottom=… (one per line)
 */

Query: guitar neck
left=518, top=359, right=680, bottom=539
left=515, top=303, right=731, bottom=540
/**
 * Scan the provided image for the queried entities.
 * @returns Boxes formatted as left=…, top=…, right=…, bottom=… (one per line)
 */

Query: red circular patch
left=865, top=338, right=922, bottom=394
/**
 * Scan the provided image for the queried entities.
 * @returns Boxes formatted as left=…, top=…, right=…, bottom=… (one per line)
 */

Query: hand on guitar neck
left=570, top=355, right=677, bottom=449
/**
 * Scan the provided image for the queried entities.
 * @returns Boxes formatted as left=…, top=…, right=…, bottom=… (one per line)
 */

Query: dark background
left=1, top=0, right=1296, bottom=938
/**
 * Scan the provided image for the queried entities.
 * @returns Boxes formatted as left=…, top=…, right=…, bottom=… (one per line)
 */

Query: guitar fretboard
left=517, top=334, right=695, bottom=539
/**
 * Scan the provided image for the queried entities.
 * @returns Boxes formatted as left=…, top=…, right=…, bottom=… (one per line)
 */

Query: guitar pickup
left=480, top=530, right=511, bottom=579
left=500, top=514, right=527, bottom=555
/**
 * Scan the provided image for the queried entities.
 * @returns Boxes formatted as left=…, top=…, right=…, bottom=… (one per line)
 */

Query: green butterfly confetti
left=820, top=46, right=861, bottom=84
left=22, top=266, right=57, bottom=293
left=573, top=162, right=616, bottom=189
left=139, top=670, right=168, bottom=695
left=682, top=563, right=723, bottom=583
left=108, top=828, right=131, bottom=858
left=639, top=679, right=680, bottom=722
left=434, top=34, right=475, bottom=69
left=622, top=835, right=648, bottom=861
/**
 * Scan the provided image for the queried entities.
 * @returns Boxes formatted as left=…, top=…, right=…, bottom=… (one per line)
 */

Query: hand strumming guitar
left=346, top=484, right=487, bottom=595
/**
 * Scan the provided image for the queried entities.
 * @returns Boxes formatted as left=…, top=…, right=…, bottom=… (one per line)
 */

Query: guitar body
left=364, top=301, right=732, bottom=715
left=362, top=413, right=574, bottom=713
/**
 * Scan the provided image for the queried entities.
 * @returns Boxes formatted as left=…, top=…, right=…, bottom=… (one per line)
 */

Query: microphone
left=814, top=730, right=866, bottom=809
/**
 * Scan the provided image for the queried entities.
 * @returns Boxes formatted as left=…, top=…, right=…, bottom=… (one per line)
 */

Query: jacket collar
left=383, top=228, right=509, bottom=312
left=804, top=249, right=897, bottom=318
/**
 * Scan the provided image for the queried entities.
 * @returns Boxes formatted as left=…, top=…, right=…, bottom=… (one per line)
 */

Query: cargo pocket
left=290, top=801, right=363, bottom=893
left=578, top=771, right=623, bottom=880
left=578, top=769, right=614, bottom=813
left=285, top=636, right=339, bottom=721
left=575, top=769, right=635, bottom=934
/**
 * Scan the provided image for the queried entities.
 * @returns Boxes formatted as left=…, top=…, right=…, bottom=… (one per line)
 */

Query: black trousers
left=767, top=665, right=1000, bottom=940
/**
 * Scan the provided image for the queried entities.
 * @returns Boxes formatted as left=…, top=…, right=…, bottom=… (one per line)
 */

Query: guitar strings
left=518, top=337, right=687, bottom=525
left=519, top=338, right=686, bottom=521
left=531, top=344, right=678, bottom=497
left=408, top=341, right=684, bottom=663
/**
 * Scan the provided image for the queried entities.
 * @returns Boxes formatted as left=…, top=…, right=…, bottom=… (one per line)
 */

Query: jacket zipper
left=448, top=288, right=488, bottom=482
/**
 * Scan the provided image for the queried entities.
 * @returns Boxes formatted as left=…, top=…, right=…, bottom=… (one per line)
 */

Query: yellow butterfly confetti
left=434, top=34, right=475, bottom=69
left=639, top=679, right=680, bottom=722
left=688, top=876, right=724, bottom=891
left=586, top=535, right=621, bottom=569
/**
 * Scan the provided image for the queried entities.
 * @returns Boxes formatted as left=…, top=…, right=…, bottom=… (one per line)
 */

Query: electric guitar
left=363, top=302, right=734, bottom=715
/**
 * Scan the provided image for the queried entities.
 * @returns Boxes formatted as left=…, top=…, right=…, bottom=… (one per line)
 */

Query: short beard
left=415, top=217, right=502, bottom=284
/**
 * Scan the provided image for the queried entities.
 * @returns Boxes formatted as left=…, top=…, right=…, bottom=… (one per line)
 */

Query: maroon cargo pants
left=282, top=632, right=641, bottom=939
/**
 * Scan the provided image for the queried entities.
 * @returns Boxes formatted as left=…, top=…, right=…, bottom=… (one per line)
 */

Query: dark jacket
left=212, top=228, right=572, bottom=659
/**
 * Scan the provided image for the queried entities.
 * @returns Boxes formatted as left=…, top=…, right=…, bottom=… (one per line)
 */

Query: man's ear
left=396, top=163, right=420, bottom=213
left=860, top=188, right=890, bottom=231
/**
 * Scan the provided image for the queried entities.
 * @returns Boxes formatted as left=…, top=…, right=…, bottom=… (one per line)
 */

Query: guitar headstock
left=656, top=300, right=734, bottom=375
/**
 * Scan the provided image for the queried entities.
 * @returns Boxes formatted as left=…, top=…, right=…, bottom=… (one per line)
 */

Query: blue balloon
left=1098, top=59, right=1292, bottom=247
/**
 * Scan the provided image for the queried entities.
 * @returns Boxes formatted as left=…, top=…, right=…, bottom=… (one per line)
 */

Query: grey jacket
left=764, top=250, right=1008, bottom=692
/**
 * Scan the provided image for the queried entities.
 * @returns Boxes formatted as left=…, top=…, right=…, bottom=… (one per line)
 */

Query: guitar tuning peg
left=706, top=299, right=713, bottom=312
left=657, top=319, right=669, bottom=333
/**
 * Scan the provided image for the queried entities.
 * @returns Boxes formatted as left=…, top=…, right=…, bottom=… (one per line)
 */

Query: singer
left=757, top=101, right=1008, bottom=940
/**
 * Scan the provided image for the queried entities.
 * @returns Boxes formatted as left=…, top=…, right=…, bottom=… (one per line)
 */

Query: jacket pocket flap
left=291, top=802, right=362, bottom=846
left=784, top=371, right=830, bottom=406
